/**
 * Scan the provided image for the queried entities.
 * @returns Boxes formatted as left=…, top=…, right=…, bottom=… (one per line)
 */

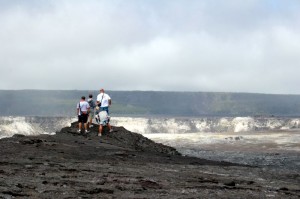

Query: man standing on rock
left=97, top=88, right=111, bottom=114
left=77, top=96, right=90, bottom=133
left=97, top=89, right=113, bottom=136
left=87, top=94, right=96, bottom=129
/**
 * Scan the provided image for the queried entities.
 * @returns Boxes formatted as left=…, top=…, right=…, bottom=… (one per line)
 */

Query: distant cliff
left=1, top=90, right=300, bottom=117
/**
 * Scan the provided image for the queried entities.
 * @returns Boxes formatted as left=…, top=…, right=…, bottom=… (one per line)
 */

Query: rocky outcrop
left=58, top=122, right=181, bottom=155
left=0, top=123, right=299, bottom=198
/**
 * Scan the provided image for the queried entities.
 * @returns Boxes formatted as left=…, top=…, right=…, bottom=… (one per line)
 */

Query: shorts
left=100, top=106, right=109, bottom=114
left=78, top=114, right=88, bottom=123
left=88, top=109, right=95, bottom=120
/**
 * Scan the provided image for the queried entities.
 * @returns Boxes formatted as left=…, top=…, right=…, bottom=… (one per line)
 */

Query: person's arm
left=96, top=94, right=101, bottom=106
left=77, top=103, right=79, bottom=115
left=87, top=102, right=90, bottom=112
left=107, top=94, right=112, bottom=106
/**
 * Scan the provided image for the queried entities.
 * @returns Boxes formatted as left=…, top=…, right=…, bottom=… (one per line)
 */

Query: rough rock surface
left=0, top=122, right=299, bottom=198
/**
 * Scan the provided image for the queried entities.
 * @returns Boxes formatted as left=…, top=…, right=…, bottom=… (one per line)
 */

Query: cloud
left=0, top=0, right=300, bottom=94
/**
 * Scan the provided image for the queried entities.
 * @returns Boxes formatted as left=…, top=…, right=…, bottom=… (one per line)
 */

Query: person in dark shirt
left=87, top=94, right=96, bottom=129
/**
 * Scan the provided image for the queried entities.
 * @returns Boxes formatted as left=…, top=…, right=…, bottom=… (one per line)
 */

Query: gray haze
left=0, top=0, right=300, bottom=94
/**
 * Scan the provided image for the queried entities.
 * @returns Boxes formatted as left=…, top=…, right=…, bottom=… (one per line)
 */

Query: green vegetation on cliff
left=1, top=90, right=300, bottom=117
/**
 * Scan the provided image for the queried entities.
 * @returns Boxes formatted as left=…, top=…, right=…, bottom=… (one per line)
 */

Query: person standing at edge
left=96, top=88, right=111, bottom=114
left=77, top=96, right=90, bottom=133
left=87, top=94, right=96, bottom=129
left=97, top=88, right=113, bottom=135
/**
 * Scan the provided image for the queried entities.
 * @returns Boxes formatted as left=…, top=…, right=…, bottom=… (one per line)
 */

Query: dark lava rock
left=224, top=181, right=236, bottom=187
left=0, top=122, right=299, bottom=198
left=58, top=122, right=181, bottom=155
left=12, top=134, right=26, bottom=138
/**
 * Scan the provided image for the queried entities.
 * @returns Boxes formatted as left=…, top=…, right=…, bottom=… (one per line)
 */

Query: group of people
left=76, top=88, right=113, bottom=136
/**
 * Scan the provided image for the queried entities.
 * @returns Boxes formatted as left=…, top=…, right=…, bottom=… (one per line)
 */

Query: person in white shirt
left=98, top=110, right=113, bottom=136
left=96, top=88, right=111, bottom=114
left=77, top=96, right=90, bottom=133
left=96, top=89, right=113, bottom=136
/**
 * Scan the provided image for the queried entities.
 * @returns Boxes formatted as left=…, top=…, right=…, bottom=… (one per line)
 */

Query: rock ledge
left=0, top=122, right=299, bottom=198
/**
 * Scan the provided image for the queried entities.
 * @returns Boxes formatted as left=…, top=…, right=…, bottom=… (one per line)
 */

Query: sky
left=0, top=0, right=300, bottom=94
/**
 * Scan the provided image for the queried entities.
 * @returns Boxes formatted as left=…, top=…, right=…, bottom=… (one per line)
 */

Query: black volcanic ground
left=0, top=122, right=299, bottom=198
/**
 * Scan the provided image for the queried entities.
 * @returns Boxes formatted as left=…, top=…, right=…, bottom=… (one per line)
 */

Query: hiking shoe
left=77, top=129, right=81, bottom=133
left=85, top=130, right=90, bottom=133
left=109, top=129, right=113, bottom=133
left=98, top=133, right=102, bottom=137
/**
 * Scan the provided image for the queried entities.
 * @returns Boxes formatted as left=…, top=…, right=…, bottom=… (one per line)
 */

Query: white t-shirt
left=77, top=101, right=90, bottom=115
left=97, top=93, right=111, bottom=107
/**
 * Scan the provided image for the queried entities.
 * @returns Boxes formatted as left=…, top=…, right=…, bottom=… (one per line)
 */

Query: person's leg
left=87, top=114, right=90, bottom=128
left=83, top=114, right=89, bottom=133
left=78, top=115, right=85, bottom=132
left=89, top=117, right=92, bottom=127
left=84, top=122, right=88, bottom=131
left=78, top=122, right=82, bottom=132
left=89, top=111, right=94, bottom=127
left=98, top=125, right=103, bottom=136
left=107, top=123, right=113, bottom=132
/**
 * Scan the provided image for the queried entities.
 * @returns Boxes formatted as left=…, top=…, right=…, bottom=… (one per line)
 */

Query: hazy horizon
left=1, top=89, right=300, bottom=96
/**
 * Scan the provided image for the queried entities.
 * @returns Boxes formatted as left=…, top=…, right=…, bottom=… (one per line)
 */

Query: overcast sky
left=0, top=0, right=300, bottom=94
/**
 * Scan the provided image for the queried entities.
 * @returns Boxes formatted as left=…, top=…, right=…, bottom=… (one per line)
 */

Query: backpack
left=88, top=99, right=96, bottom=109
